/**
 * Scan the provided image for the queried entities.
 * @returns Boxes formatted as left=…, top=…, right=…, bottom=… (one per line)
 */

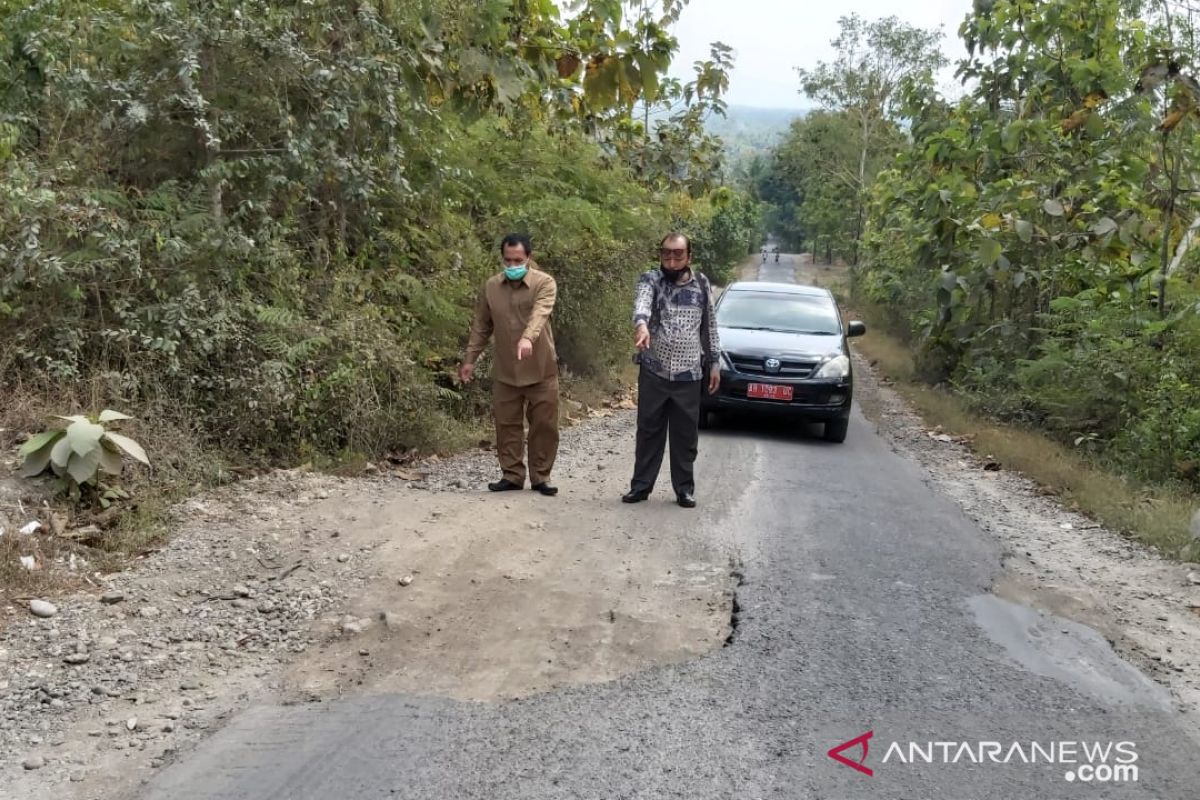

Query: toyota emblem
left=765, top=358, right=782, bottom=373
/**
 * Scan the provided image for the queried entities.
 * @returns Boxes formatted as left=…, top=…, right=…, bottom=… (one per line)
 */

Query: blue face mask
left=504, top=263, right=528, bottom=281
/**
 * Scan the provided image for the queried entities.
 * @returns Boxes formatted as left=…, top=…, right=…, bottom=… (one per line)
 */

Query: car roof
left=724, top=281, right=832, bottom=298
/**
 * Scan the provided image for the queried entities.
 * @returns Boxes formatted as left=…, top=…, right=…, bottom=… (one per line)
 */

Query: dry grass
left=851, top=314, right=1199, bottom=561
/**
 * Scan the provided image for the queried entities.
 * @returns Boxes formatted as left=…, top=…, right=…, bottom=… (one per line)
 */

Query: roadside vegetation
left=755, top=3, right=1200, bottom=558
left=0, top=0, right=764, bottom=575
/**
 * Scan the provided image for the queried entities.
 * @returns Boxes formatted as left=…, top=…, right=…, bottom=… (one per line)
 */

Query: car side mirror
left=847, top=321, right=867, bottom=338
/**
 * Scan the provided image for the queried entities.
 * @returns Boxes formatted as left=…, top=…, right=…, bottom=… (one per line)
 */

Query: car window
left=717, top=292, right=841, bottom=334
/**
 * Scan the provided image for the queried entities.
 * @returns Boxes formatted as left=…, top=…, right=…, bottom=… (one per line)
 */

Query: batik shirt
left=632, top=268, right=722, bottom=382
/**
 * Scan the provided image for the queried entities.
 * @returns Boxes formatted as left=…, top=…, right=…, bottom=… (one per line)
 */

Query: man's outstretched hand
left=635, top=324, right=651, bottom=352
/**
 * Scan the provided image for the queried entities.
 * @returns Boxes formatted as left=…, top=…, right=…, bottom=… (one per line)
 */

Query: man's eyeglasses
left=660, top=248, right=688, bottom=259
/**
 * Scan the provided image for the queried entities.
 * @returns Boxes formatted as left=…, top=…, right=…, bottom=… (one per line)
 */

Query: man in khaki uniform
left=459, top=234, right=560, bottom=496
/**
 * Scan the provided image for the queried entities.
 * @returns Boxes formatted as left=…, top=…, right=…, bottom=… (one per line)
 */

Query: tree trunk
left=853, top=110, right=872, bottom=267
left=1160, top=131, right=1181, bottom=315
left=202, top=46, right=223, bottom=228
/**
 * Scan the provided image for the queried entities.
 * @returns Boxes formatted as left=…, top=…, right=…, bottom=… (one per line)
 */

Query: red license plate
left=747, top=383, right=793, bottom=401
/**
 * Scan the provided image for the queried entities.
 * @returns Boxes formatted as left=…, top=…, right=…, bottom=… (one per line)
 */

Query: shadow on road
left=701, top=411, right=837, bottom=447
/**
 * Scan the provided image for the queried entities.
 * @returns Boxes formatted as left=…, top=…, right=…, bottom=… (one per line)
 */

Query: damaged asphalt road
left=127, top=258, right=1200, bottom=800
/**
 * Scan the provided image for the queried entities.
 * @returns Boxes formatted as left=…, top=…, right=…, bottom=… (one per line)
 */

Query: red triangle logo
left=827, top=730, right=874, bottom=777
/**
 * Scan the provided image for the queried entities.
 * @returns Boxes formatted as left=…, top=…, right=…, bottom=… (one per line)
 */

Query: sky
left=669, top=0, right=976, bottom=109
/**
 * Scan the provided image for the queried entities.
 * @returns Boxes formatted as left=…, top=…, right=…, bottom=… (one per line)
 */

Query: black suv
left=702, top=282, right=866, bottom=442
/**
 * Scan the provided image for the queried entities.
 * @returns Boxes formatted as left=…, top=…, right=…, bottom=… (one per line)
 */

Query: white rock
left=22, top=755, right=45, bottom=770
left=19, top=521, right=42, bottom=535
left=29, top=600, right=58, bottom=618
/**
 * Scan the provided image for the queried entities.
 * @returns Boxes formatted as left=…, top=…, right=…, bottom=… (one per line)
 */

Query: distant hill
left=707, top=105, right=809, bottom=182
left=707, top=105, right=808, bottom=141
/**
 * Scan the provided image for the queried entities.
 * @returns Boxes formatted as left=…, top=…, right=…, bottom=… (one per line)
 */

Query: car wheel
left=823, top=417, right=849, bottom=443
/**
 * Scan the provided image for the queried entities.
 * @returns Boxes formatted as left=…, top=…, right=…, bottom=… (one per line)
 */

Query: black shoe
left=622, top=489, right=651, bottom=503
left=531, top=482, right=558, bottom=496
left=676, top=492, right=697, bottom=508
left=488, top=478, right=523, bottom=492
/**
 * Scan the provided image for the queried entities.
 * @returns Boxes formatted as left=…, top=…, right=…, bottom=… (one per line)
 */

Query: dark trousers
left=493, top=378, right=559, bottom=486
left=630, top=368, right=702, bottom=496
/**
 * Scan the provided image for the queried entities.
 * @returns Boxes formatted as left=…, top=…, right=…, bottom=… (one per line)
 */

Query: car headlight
left=814, top=354, right=850, bottom=380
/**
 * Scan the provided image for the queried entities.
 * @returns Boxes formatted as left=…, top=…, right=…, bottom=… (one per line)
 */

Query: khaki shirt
left=464, top=265, right=557, bottom=387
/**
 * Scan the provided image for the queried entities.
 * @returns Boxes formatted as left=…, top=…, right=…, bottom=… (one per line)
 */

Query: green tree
left=0, top=0, right=746, bottom=468
left=797, top=14, right=946, bottom=263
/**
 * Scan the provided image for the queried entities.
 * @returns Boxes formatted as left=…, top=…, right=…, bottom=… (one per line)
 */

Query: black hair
left=500, top=233, right=532, bottom=257
left=660, top=232, right=691, bottom=255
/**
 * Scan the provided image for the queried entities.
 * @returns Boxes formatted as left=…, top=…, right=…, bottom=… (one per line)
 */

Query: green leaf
left=66, top=450, right=100, bottom=486
left=99, top=410, right=132, bottom=423
left=54, top=415, right=90, bottom=425
left=103, top=432, right=150, bottom=466
left=1050, top=296, right=1082, bottom=312
left=50, top=436, right=74, bottom=469
left=98, top=446, right=123, bottom=476
left=1043, top=199, right=1064, bottom=217
left=19, top=430, right=63, bottom=456
left=977, top=239, right=1002, bottom=267
left=19, top=441, right=55, bottom=477
left=1091, top=217, right=1118, bottom=236
left=1014, top=219, right=1033, bottom=244
left=67, top=420, right=105, bottom=458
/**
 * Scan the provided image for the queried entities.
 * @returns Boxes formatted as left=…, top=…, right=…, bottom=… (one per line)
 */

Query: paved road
left=133, top=255, right=1200, bottom=799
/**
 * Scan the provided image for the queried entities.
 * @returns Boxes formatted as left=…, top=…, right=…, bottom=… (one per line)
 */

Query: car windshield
left=717, top=291, right=841, bottom=335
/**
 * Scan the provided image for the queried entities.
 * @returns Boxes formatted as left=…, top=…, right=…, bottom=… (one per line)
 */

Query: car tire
left=823, top=417, right=849, bottom=443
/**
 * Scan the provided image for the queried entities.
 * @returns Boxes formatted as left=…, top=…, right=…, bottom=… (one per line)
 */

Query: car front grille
left=728, top=354, right=820, bottom=378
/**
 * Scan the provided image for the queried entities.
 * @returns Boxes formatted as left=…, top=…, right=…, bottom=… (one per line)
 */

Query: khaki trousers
left=493, top=377, right=559, bottom=486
